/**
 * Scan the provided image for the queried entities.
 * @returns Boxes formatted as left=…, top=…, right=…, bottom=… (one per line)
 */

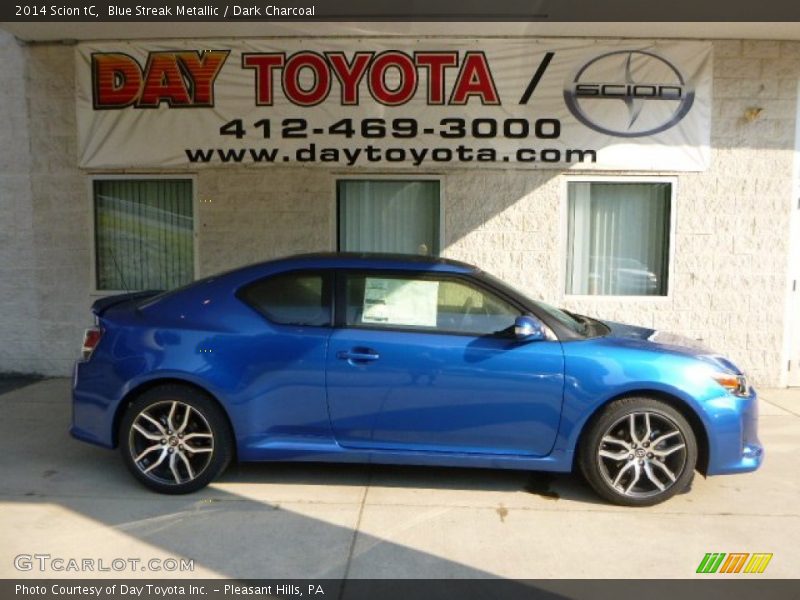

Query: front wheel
left=578, top=397, right=698, bottom=506
left=120, top=385, right=234, bottom=494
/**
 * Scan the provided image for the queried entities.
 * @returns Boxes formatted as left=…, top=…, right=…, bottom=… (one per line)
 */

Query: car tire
left=119, top=384, right=234, bottom=494
left=578, top=396, right=697, bottom=507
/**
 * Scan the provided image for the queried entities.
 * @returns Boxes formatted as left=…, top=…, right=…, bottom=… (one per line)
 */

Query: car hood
left=599, top=320, right=743, bottom=375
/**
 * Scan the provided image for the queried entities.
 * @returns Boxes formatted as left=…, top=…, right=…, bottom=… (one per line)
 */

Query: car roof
left=263, top=252, right=478, bottom=274
left=141, top=252, right=480, bottom=311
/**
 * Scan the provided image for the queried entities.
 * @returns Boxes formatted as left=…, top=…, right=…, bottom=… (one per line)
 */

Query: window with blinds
left=337, top=179, right=440, bottom=256
left=93, top=179, right=194, bottom=291
left=566, top=181, right=672, bottom=297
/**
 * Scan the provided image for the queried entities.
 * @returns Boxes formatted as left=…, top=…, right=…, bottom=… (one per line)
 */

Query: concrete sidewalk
left=0, top=378, right=797, bottom=579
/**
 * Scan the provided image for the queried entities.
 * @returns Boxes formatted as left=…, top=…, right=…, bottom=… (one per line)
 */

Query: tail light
left=81, top=326, right=103, bottom=360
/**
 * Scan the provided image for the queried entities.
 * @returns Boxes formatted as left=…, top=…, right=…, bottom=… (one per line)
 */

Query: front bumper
left=706, top=386, right=764, bottom=475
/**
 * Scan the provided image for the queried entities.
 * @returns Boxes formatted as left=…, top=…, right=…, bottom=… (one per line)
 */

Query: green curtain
left=567, top=182, right=671, bottom=296
left=338, top=180, right=440, bottom=255
left=94, top=179, right=194, bottom=291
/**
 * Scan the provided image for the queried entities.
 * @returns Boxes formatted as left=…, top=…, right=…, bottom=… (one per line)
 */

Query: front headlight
left=711, top=372, right=750, bottom=397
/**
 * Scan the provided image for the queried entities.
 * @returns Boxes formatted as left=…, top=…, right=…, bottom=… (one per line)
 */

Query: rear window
left=239, top=272, right=331, bottom=327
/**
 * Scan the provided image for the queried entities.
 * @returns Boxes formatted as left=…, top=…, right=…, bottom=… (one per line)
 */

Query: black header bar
left=3, top=579, right=800, bottom=600
left=1, top=0, right=800, bottom=22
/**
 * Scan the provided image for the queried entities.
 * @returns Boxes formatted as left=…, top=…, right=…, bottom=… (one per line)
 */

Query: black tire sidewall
left=119, top=385, right=234, bottom=494
left=578, top=397, right=698, bottom=507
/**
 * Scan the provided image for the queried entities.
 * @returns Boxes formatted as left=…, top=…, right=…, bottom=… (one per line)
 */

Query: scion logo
left=564, top=50, right=694, bottom=138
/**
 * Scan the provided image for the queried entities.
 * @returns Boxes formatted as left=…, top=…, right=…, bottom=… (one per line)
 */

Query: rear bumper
left=706, top=387, right=764, bottom=475
left=71, top=360, right=118, bottom=449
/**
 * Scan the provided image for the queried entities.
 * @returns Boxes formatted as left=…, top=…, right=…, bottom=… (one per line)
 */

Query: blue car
left=72, top=253, right=762, bottom=506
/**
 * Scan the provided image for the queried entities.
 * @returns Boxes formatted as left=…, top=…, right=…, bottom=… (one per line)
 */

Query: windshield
left=534, top=300, right=591, bottom=336
left=478, top=272, right=592, bottom=337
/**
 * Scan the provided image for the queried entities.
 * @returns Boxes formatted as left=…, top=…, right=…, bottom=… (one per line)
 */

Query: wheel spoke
left=629, top=414, right=640, bottom=445
left=183, top=442, right=212, bottom=454
left=601, top=435, right=631, bottom=450
left=132, top=423, right=162, bottom=441
left=167, top=401, right=178, bottom=432
left=134, top=443, right=162, bottom=462
left=183, top=432, right=213, bottom=442
left=651, top=457, right=677, bottom=482
left=643, top=461, right=666, bottom=491
left=139, top=413, right=166, bottom=435
left=651, top=443, right=686, bottom=458
left=651, top=430, right=680, bottom=447
left=168, top=452, right=181, bottom=483
left=643, top=413, right=652, bottom=441
left=599, top=449, right=630, bottom=460
left=178, top=452, right=195, bottom=480
left=142, top=449, right=168, bottom=474
left=625, top=462, right=642, bottom=493
left=177, top=405, right=192, bottom=434
left=612, top=460, right=635, bottom=487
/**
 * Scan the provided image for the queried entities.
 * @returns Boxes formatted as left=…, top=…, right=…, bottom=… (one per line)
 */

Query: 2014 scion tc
left=72, top=253, right=763, bottom=506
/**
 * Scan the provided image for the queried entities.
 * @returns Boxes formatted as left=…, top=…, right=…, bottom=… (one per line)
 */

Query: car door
left=234, top=269, right=335, bottom=446
left=325, top=270, right=565, bottom=456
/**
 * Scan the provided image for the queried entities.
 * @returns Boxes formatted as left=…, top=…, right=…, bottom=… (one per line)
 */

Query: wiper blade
left=562, top=309, right=590, bottom=335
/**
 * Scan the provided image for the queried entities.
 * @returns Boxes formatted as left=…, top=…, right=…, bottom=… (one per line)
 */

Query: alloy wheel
left=596, top=411, right=688, bottom=498
left=128, top=400, right=214, bottom=486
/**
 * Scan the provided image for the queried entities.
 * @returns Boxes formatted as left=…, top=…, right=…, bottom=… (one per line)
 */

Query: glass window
left=240, top=272, right=331, bottom=327
left=345, top=274, right=519, bottom=336
left=338, top=179, right=440, bottom=256
left=566, top=181, right=671, bottom=296
left=94, top=179, right=194, bottom=291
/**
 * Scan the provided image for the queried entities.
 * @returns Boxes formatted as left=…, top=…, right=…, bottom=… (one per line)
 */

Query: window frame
left=334, top=268, right=527, bottom=338
left=236, top=269, right=335, bottom=329
left=560, top=175, right=677, bottom=302
left=88, top=174, right=198, bottom=296
left=332, top=174, right=445, bottom=256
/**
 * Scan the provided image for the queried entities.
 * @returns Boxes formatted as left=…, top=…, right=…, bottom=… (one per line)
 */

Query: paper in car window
left=362, top=278, right=439, bottom=327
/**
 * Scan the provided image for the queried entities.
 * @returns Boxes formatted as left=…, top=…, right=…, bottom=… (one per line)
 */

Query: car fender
left=111, top=369, right=238, bottom=446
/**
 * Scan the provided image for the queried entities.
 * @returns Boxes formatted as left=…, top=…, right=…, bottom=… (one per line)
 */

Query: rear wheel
left=120, top=385, right=233, bottom=494
left=579, top=397, right=697, bottom=506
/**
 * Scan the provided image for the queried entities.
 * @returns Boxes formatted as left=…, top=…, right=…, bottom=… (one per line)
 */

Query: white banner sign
left=76, top=39, right=712, bottom=170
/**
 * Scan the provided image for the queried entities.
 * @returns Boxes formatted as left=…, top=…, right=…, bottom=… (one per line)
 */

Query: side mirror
left=514, top=315, right=547, bottom=341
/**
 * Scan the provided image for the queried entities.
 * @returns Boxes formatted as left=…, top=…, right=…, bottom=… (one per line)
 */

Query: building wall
left=28, top=41, right=93, bottom=375
left=1, top=33, right=796, bottom=384
left=0, top=32, right=41, bottom=374
left=448, top=42, right=798, bottom=385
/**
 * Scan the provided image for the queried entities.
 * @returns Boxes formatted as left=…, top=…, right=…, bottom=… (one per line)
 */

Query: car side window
left=240, top=271, right=331, bottom=326
left=344, top=273, right=519, bottom=336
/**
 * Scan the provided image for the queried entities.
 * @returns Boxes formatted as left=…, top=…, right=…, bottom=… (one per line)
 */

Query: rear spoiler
left=90, top=290, right=162, bottom=316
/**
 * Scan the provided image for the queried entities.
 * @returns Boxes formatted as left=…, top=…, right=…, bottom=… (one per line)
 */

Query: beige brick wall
left=0, top=32, right=41, bottom=373
left=562, top=40, right=798, bottom=384
left=445, top=40, right=798, bottom=384
left=1, top=33, right=796, bottom=384
left=197, top=169, right=333, bottom=276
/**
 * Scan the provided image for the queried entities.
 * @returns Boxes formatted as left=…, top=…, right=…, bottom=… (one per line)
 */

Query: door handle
left=337, top=349, right=380, bottom=362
